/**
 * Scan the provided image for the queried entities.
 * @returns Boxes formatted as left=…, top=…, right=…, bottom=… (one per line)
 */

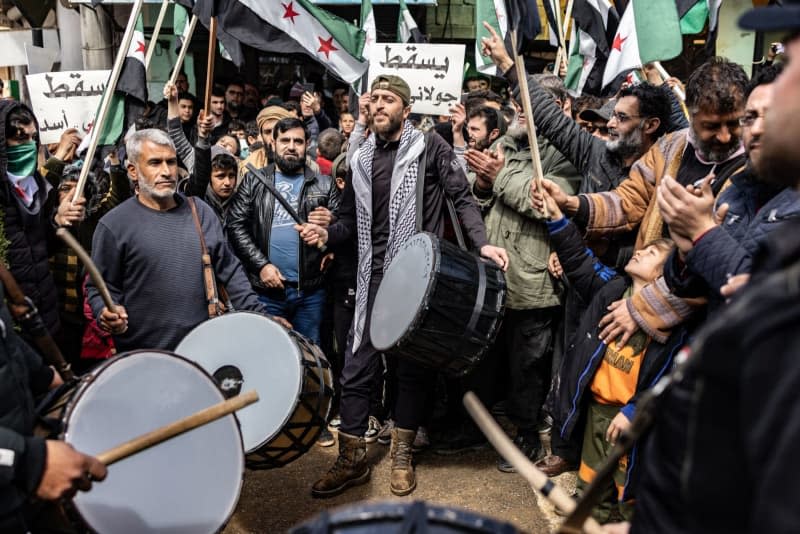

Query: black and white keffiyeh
left=349, top=120, right=425, bottom=351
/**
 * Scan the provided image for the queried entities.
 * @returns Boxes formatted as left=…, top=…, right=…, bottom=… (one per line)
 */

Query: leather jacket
left=226, top=163, right=340, bottom=292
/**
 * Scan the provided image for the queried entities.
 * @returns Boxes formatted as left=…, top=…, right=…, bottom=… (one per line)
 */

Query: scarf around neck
left=349, top=120, right=425, bottom=352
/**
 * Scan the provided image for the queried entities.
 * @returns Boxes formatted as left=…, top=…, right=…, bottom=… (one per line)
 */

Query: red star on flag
left=282, top=2, right=300, bottom=24
left=317, top=36, right=338, bottom=59
left=135, top=40, right=145, bottom=54
left=612, top=33, right=627, bottom=52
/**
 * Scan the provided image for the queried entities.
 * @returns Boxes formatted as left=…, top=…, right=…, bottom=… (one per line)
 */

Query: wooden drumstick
left=96, top=390, right=258, bottom=467
left=463, top=392, right=605, bottom=534
left=56, top=229, right=117, bottom=313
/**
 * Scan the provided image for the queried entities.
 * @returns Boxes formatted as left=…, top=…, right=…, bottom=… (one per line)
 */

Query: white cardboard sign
left=368, top=43, right=465, bottom=116
left=26, top=70, right=111, bottom=145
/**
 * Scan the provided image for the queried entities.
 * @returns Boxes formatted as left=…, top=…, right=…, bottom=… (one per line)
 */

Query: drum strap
left=466, top=259, right=488, bottom=337
left=187, top=197, right=228, bottom=317
left=415, top=131, right=468, bottom=251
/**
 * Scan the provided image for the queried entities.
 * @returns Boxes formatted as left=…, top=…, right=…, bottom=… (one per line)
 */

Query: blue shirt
left=269, top=171, right=304, bottom=282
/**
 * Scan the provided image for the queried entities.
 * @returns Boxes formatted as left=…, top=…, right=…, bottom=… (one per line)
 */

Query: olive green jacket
left=470, top=135, right=581, bottom=310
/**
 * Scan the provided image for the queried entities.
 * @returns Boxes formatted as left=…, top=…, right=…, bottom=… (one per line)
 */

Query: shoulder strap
left=187, top=197, right=222, bottom=317
left=420, top=130, right=468, bottom=250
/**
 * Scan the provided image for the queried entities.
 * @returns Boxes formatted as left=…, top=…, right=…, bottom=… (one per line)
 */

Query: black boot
left=497, top=432, right=543, bottom=473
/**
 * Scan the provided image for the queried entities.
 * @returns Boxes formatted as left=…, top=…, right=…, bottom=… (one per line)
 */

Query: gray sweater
left=87, top=194, right=264, bottom=352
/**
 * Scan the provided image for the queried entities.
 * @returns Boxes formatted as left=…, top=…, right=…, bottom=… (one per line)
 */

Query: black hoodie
left=0, top=100, right=63, bottom=334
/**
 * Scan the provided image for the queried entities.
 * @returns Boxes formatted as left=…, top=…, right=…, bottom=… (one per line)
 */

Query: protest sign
left=26, top=70, right=111, bottom=145
left=368, top=43, right=465, bottom=116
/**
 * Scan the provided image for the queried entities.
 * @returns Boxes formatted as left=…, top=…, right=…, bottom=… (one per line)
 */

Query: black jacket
left=633, top=217, right=800, bottom=534
left=226, top=163, right=340, bottom=292
left=0, top=100, right=62, bottom=334
left=549, top=220, right=686, bottom=499
left=0, top=285, right=54, bottom=526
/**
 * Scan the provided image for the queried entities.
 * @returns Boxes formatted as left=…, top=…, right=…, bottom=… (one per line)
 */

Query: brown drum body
left=176, top=312, right=334, bottom=469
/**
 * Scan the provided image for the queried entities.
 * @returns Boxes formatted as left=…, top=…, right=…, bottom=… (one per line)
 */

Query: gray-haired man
left=87, top=129, right=268, bottom=352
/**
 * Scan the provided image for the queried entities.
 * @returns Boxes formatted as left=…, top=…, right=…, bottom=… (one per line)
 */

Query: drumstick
left=96, top=390, right=258, bottom=466
left=463, top=392, right=605, bottom=534
left=56, top=228, right=117, bottom=313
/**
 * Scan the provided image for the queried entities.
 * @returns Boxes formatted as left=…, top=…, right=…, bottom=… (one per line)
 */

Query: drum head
left=371, top=233, right=436, bottom=351
left=175, top=312, right=303, bottom=453
left=63, top=351, right=243, bottom=534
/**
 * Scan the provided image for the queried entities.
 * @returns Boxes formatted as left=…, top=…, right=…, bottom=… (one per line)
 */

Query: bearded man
left=226, top=117, right=339, bottom=344
left=88, top=129, right=266, bottom=351
left=297, top=75, right=508, bottom=498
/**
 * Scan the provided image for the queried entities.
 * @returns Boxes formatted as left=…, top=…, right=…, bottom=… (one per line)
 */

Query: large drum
left=176, top=312, right=333, bottom=469
left=290, top=501, right=519, bottom=533
left=61, top=350, right=244, bottom=534
left=370, top=233, right=506, bottom=376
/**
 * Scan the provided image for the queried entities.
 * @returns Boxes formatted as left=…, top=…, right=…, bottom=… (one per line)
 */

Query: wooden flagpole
left=145, top=0, right=170, bottom=69
left=554, top=0, right=574, bottom=76
left=510, top=29, right=549, bottom=219
left=169, top=15, right=199, bottom=86
left=203, top=16, right=218, bottom=114
left=73, top=0, right=145, bottom=204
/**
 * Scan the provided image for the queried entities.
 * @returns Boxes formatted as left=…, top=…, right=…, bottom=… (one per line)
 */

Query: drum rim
left=177, top=311, right=307, bottom=453
left=371, top=232, right=441, bottom=351
left=61, top=349, right=246, bottom=534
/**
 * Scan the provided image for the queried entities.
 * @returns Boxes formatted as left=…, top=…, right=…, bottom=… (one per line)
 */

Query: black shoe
left=434, top=428, right=489, bottom=456
left=497, top=434, right=543, bottom=473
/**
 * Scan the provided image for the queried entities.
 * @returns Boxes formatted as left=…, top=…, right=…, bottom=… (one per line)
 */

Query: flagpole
left=653, top=61, right=686, bottom=101
left=554, top=0, right=574, bottom=76
left=203, top=17, right=218, bottom=114
left=73, top=0, right=145, bottom=204
left=510, top=29, right=548, bottom=219
left=170, top=15, right=198, bottom=86
left=145, top=0, right=170, bottom=69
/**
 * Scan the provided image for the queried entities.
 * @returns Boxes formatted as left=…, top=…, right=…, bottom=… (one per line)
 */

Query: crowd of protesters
left=1, top=2, right=800, bottom=532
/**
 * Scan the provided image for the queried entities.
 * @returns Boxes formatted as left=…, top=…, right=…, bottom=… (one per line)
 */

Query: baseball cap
left=579, top=99, right=616, bottom=123
left=739, top=0, right=800, bottom=32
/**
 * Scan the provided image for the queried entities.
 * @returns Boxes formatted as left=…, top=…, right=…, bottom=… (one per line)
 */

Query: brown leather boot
left=311, top=431, right=370, bottom=498
left=389, top=427, right=417, bottom=496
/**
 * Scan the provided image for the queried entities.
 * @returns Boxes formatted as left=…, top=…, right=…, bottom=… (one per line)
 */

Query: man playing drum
left=0, top=285, right=107, bottom=531
left=298, top=75, right=508, bottom=497
left=87, top=129, right=271, bottom=351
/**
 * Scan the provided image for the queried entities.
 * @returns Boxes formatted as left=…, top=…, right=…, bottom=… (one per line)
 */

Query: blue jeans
left=258, top=286, right=325, bottom=345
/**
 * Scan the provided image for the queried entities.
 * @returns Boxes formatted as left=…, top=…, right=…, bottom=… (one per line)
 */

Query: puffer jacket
left=0, top=285, right=54, bottom=526
left=665, top=166, right=800, bottom=307
left=0, top=100, right=64, bottom=335
left=470, top=134, right=581, bottom=310
left=226, top=163, right=340, bottom=292
left=549, top=219, right=686, bottom=500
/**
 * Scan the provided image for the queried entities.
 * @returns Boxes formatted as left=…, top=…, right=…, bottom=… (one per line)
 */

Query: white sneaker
left=364, top=416, right=382, bottom=443
left=376, top=418, right=395, bottom=445
left=327, top=415, right=341, bottom=432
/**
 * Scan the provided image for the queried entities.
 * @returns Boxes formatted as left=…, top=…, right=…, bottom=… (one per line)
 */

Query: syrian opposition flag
left=398, top=0, right=427, bottom=43
left=361, top=0, right=377, bottom=60
left=95, top=14, right=148, bottom=145
left=601, top=0, right=682, bottom=89
left=199, top=0, right=367, bottom=83
left=174, top=3, right=193, bottom=54
left=475, top=0, right=508, bottom=76
left=564, top=0, right=618, bottom=95
left=677, top=0, right=722, bottom=34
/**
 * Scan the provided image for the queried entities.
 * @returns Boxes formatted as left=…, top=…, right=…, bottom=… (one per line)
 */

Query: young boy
left=535, top=184, right=686, bottom=522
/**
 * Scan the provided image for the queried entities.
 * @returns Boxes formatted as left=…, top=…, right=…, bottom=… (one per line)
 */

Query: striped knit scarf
left=349, top=120, right=425, bottom=352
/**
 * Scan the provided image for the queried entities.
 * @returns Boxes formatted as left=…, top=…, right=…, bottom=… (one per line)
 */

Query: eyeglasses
left=739, top=112, right=766, bottom=127
left=584, top=125, right=609, bottom=135
left=610, top=111, right=642, bottom=123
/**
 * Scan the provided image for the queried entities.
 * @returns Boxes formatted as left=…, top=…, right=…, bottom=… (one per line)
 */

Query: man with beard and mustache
left=88, top=129, right=266, bottom=352
left=297, top=75, right=508, bottom=498
left=533, top=57, right=748, bottom=362
left=447, top=93, right=582, bottom=469
left=224, top=79, right=256, bottom=123
left=655, top=64, right=800, bottom=312
left=226, top=118, right=339, bottom=344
